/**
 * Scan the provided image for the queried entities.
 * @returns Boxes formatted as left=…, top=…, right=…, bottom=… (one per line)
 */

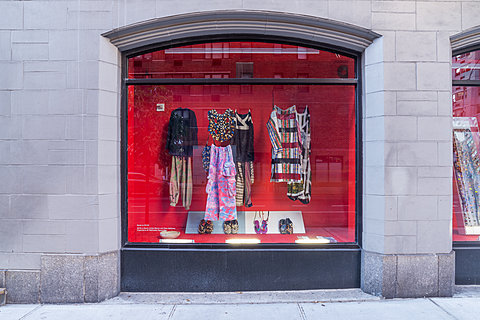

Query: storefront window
left=126, top=42, right=357, bottom=244
left=452, top=49, right=480, bottom=241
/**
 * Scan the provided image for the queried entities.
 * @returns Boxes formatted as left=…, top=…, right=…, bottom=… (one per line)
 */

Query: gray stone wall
left=0, top=251, right=118, bottom=303
left=0, top=0, right=479, bottom=301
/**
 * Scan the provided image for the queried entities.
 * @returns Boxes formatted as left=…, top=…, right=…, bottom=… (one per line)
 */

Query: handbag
left=254, top=212, right=269, bottom=234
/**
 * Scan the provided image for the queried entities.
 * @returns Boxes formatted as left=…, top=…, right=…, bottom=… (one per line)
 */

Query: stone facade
left=0, top=0, right=479, bottom=302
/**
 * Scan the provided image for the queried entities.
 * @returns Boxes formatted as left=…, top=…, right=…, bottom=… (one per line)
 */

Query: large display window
left=452, top=49, right=480, bottom=241
left=125, top=42, right=357, bottom=245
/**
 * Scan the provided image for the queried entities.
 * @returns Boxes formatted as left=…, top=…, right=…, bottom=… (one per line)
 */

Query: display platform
left=185, top=211, right=306, bottom=234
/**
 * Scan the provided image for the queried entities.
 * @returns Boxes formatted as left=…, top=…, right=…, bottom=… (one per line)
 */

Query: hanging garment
left=266, top=105, right=302, bottom=183
left=208, top=109, right=236, bottom=143
left=204, top=145, right=237, bottom=221
left=235, top=161, right=254, bottom=207
left=233, top=111, right=254, bottom=162
left=233, top=110, right=255, bottom=207
left=287, top=106, right=312, bottom=204
left=166, top=108, right=198, bottom=157
left=169, top=156, right=193, bottom=210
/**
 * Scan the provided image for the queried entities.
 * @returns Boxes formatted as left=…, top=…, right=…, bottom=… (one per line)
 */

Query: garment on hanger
left=166, top=108, right=198, bottom=157
left=235, top=161, right=254, bottom=207
left=204, top=145, right=237, bottom=221
left=167, top=108, right=196, bottom=210
left=207, top=109, right=236, bottom=143
left=169, top=156, right=192, bottom=210
left=266, top=105, right=302, bottom=183
left=232, top=110, right=254, bottom=162
left=287, top=106, right=311, bottom=204
left=233, top=110, right=254, bottom=207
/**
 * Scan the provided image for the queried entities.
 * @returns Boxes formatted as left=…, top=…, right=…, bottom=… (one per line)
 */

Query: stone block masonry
left=1, top=0, right=479, bottom=301
left=2, top=252, right=118, bottom=304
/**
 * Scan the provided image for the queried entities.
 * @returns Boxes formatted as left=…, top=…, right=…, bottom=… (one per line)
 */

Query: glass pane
left=127, top=85, right=356, bottom=244
left=453, top=49, right=480, bottom=80
left=128, top=42, right=355, bottom=79
left=453, top=86, right=480, bottom=241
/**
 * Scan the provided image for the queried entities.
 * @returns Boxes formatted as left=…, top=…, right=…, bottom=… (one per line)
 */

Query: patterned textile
left=202, top=144, right=211, bottom=172
left=288, top=106, right=312, bottom=204
left=266, top=105, right=302, bottom=182
left=169, top=156, right=192, bottom=210
left=204, top=145, right=237, bottom=221
left=208, top=109, right=236, bottom=142
left=233, top=110, right=255, bottom=207
left=235, top=161, right=254, bottom=207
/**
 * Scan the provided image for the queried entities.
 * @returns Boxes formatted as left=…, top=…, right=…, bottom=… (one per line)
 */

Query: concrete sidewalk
left=1, top=287, right=479, bottom=320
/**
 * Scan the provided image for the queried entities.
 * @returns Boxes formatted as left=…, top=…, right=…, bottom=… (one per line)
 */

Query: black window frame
left=452, top=45, right=480, bottom=248
left=120, top=37, right=363, bottom=251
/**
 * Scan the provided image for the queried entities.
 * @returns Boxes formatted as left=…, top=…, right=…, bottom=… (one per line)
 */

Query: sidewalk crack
left=428, top=298, right=459, bottom=320
left=19, top=305, right=42, bottom=320
left=297, top=303, right=307, bottom=320
left=167, top=304, right=177, bottom=320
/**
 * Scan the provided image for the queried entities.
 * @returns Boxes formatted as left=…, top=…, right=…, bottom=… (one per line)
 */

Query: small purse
left=254, top=212, right=269, bottom=234
left=260, top=211, right=269, bottom=234
left=254, top=211, right=261, bottom=234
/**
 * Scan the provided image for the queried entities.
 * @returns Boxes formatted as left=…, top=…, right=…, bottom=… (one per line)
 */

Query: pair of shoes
left=279, top=218, right=293, bottom=234
left=223, top=220, right=239, bottom=234
left=198, top=219, right=213, bottom=234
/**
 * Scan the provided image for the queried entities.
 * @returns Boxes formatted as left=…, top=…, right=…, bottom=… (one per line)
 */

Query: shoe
left=279, top=218, right=293, bottom=234
left=279, top=219, right=286, bottom=234
left=285, top=218, right=293, bottom=234
left=198, top=219, right=207, bottom=234
left=205, top=220, right=213, bottom=234
left=223, top=221, right=232, bottom=234
left=230, top=220, right=239, bottom=234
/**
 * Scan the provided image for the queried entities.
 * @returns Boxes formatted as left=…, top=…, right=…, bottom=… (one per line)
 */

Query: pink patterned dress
left=204, top=145, right=237, bottom=221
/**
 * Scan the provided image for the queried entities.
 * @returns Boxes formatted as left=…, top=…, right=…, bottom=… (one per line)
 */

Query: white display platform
left=185, top=211, right=305, bottom=234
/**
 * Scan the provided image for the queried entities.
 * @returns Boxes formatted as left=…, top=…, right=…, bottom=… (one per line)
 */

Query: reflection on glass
left=453, top=86, right=480, bottom=241
left=453, top=118, right=480, bottom=233
left=452, top=49, right=480, bottom=81
left=128, top=42, right=355, bottom=79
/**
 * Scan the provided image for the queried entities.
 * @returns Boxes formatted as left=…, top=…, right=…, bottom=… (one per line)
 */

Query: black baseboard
left=121, top=247, right=361, bottom=292
left=454, top=246, right=480, bottom=285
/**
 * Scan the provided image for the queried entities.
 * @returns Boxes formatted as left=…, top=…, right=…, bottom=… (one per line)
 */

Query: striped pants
left=235, top=161, right=254, bottom=207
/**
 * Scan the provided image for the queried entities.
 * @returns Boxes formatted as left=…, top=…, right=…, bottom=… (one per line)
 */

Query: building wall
left=0, top=0, right=479, bottom=302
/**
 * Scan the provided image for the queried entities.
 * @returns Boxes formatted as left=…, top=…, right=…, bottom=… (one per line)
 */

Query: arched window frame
left=103, top=10, right=380, bottom=249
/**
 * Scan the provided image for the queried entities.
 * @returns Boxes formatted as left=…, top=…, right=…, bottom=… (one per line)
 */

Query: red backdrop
left=126, top=42, right=357, bottom=244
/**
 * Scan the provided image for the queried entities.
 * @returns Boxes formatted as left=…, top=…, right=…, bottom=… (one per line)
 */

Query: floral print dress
left=204, top=144, right=237, bottom=221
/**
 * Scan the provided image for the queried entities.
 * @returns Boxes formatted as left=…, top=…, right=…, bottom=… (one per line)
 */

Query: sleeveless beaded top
left=208, top=109, right=236, bottom=142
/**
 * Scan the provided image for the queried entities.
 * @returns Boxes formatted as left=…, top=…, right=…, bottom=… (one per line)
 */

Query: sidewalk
left=1, top=286, right=479, bottom=320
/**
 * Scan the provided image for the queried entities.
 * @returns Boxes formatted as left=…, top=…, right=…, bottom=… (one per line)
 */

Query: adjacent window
left=452, top=49, right=480, bottom=241
left=126, top=42, right=357, bottom=244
